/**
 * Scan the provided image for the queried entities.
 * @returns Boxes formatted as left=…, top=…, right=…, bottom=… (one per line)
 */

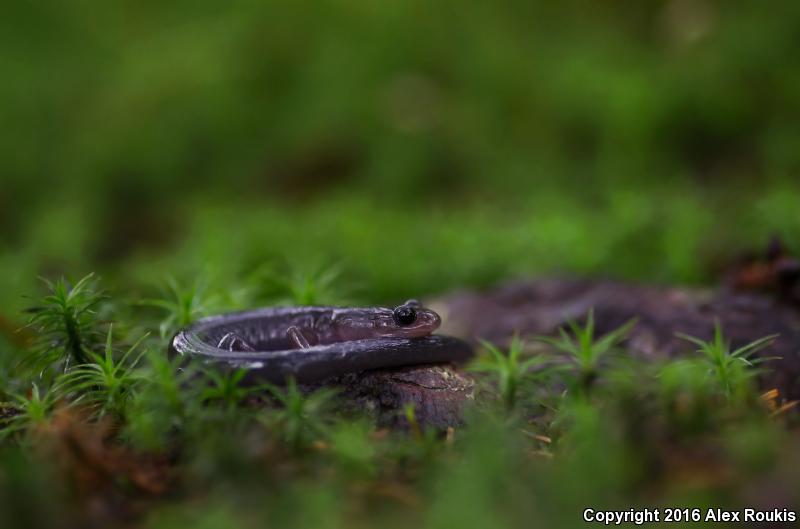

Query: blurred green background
left=2, top=0, right=800, bottom=311
left=3, top=3, right=800, bottom=528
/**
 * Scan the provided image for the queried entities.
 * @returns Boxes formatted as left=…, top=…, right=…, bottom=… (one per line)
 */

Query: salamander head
left=383, top=300, right=441, bottom=337
left=334, top=300, right=441, bottom=340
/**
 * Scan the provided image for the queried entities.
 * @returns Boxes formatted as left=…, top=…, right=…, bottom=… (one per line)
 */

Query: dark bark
left=309, top=364, right=475, bottom=430
left=440, top=277, right=800, bottom=399
left=310, top=277, right=800, bottom=428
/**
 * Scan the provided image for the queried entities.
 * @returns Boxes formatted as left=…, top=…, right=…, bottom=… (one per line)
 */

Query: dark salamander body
left=170, top=302, right=473, bottom=383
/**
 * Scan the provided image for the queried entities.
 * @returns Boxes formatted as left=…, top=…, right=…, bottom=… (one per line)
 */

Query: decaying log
left=438, top=277, right=800, bottom=400
left=311, top=276, right=800, bottom=428
left=308, top=364, right=475, bottom=430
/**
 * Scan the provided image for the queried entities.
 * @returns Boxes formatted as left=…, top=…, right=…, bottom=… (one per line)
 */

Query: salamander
left=170, top=300, right=473, bottom=383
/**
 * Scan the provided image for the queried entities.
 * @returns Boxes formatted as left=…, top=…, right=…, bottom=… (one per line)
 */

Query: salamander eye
left=392, top=305, right=417, bottom=326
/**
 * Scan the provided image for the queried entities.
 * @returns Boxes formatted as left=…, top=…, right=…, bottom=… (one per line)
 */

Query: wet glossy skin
left=170, top=302, right=472, bottom=383
left=327, top=304, right=441, bottom=342
left=217, top=300, right=441, bottom=350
